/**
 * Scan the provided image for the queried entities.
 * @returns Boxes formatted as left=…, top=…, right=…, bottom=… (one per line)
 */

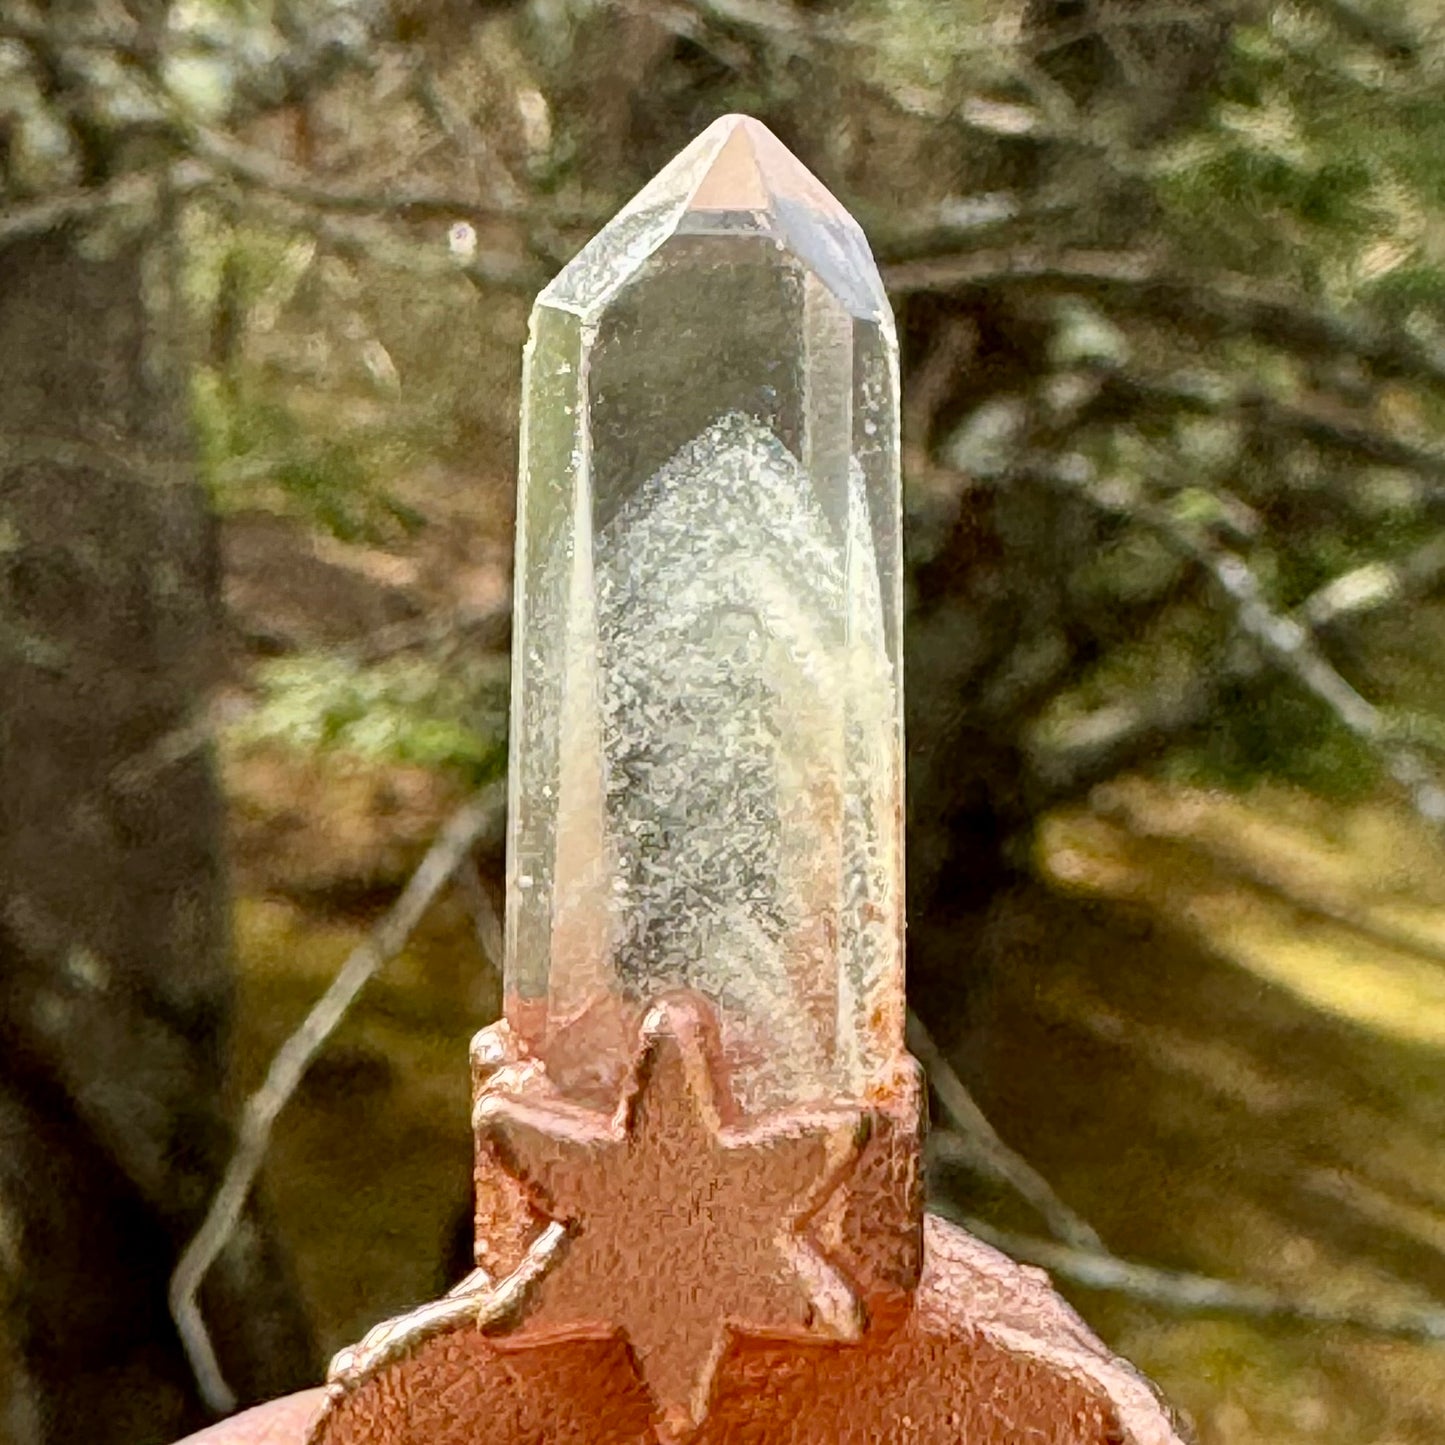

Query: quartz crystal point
left=506, top=114, right=903, bottom=1116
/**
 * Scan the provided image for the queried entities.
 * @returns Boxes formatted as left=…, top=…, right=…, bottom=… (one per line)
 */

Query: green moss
left=231, top=652, right=509, bottom=786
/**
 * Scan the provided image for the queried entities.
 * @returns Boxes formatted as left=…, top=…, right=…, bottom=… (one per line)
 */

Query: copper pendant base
left=308, top=998, right=1187, bottom=1445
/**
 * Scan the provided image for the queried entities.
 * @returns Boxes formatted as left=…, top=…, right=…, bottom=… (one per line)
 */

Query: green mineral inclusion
left=505, top=115, right=904, bottom=1116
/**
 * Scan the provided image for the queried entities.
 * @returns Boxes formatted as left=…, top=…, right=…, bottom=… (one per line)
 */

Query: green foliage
left=1072, top=532, right=1184, bottom=611
left=192, top=367, right=422, bottom=541
left=181, top=206, right=489, bottom=542
left=1154, top=6, right=1445, bottom=306
left=1169, top=676, right=1382, bottom=797
left=152, top=0, right=1445, bottom=814
left=1364, top=263, right=1445, bottom=320
left=232, top=651, right=510, bottom=784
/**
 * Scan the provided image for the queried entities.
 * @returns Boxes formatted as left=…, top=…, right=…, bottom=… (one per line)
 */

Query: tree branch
left=407, top=58, right=526, bottom=215
left=183, top=124, right=538, bottom=226
left=243, top=196, right=544, bottom=295
left=882, top=249, right=1445, bottom=393
left=0, top=14, right=177, bottom=63
left=1140, top=493, right=1445, bottom=824
left=907, top=1009, right=1104, bottom=1251
left=0, top=5, right=385, bottom=119
left=945, top=1211, right=1445, bottom=1345
left=1097, top=373, right=1445, bottom=490
left=1304, top=0, right=1422, bottom=64
left=169, top=786, right=506, bottom=1414
left=0, top=168, right=173, bottom=250
left=454, top=857, right=505, bottom=976
left=1026, top=496, right=1445, bottom=807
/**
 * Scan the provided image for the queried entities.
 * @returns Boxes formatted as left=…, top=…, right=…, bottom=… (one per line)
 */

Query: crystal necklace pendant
left=505, top=114, right=904, bottom=1117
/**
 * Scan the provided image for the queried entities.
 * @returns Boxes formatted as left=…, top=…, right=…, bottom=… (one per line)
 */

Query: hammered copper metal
left=304, top=995, right=1189, bottom=1445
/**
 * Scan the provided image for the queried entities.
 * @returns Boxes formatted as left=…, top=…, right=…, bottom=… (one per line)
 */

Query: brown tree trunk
left=0, top=217, right=317, bottom=1442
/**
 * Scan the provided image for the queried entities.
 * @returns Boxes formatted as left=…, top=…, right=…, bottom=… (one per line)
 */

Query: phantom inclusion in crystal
left=505, top=115, right=903, bottom=1115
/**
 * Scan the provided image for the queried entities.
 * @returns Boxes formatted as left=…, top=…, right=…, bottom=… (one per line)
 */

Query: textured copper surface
left=308, top=1214, right=1185, bottom=1445
left=468, top=995, right=919, bottom=1295
left=810, top=1052, right=925, bottom=1307
left=472, top=995, right=866, bottom=1437
left=299, top=995, right=1187, bottom=1445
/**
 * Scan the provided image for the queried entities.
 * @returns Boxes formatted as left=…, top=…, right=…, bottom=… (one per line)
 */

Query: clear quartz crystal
left=506, top=115, right=903, bottom=1115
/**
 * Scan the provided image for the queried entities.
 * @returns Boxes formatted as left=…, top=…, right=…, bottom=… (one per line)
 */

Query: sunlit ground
left=230, top=758, right=1445, bottom=1445
left=1017, top=780, right=1445, bottom=1444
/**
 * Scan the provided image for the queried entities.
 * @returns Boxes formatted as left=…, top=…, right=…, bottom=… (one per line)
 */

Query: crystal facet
left=506, top=114, right=903, bottom=1115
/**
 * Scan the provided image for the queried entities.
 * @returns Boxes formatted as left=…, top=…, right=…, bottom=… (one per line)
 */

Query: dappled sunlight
left=1042, top=780, right=1445, bottom=1049
left=937, top=779, right=1445, bottom=1444
left=9, top=0, right=1445, bottom=1436
left=1207, top=915, right=1445, bottom=1050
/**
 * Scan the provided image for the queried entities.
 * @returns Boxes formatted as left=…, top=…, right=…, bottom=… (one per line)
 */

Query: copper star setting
left=472, top=994, right=867, bottom=1437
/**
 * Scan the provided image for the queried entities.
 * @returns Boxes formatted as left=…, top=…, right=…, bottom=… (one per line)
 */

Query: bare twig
left=685, top=0, right=818, bottom=54
left=170, top=785, right=506, bottom=1414
left=906, top=1010, right=1104, bottom=1252
left=1304, top=536, right=1445, bottom=632
left=944, top=1210, right=1445, bottom=1345
left=1305, top=0, right=1421, bottom=63
left=0, top=171, right=162, bottom=248
left=179, top=109, right=599, bottom=247
left=636, top=0, right=755, bottom=70
left=882, top=249, right=1445, bottom=393
left=1023, top=447, right=1445, bottom=821
left=322, top=1223, right=565, bottom=1401
left=1030, top=530, right=1445, bottom=800
left=408, top=58, right=526, bottom=214
left=0, top=5, right=383, bottom=117
left=342, top=601, right=511, bottom=668
left=107, top=712, right=214, bottom=795
left=251, top=200, right=543, bottom=296
left=0, top=13, right=172, bottom=61
left=1138, top=492, right=1445, bottom=824
left=1097, top=372, right=1445, bottom=491
left=184, top=124, right=534, bottom=225
left=455, top=858, right=504, bottom=974
left=177, top=124, right=559, bottom=289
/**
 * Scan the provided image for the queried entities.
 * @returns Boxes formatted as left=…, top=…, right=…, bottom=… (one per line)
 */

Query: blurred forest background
left=4, top=0, right=1445, bottom=1442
